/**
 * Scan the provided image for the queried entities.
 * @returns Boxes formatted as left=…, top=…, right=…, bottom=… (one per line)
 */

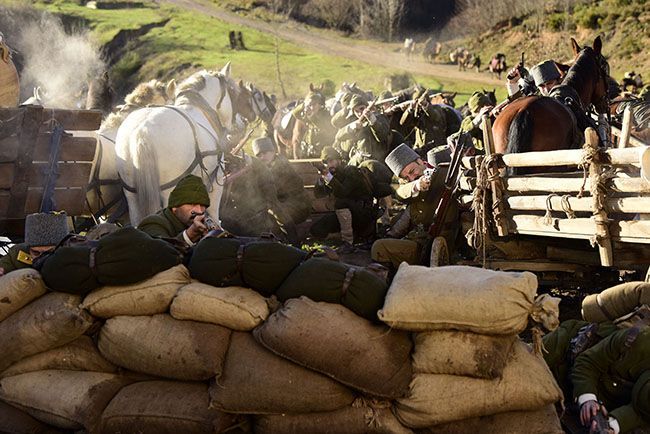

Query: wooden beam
left=44, top=109, right=102, bottom=131
left=0, top=162, right=92, bottom=189
left=505, top=194, right=650, bottom=214
left=612, top=125, right=648, bottom=147
left=0, top=188, right=87, bottom=218
left=618, top=106, right=633, bottom=149
left=503, top=176, right=650, bottom=194
left=1, top=134, right=97, bottom=163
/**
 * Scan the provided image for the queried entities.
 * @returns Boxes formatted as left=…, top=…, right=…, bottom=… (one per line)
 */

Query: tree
left=356, top=0, right=404, bottom=42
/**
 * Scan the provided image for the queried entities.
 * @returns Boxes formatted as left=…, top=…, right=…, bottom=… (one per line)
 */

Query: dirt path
left=164, top=0, right=502, bottom=88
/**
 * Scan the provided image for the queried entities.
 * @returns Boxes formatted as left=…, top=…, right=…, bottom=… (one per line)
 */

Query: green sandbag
left=188, top=237, right=307, bottom=296
left=276, top=258, right=388, bottom=321
left=95, top=227, right=182, bottom=286
left=40, top=228, right=182, bottom=295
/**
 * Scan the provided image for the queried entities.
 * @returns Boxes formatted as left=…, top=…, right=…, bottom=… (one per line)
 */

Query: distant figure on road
left=228, top=31, right=237, bottom=50
left=237, top=31, right=246, bottom=50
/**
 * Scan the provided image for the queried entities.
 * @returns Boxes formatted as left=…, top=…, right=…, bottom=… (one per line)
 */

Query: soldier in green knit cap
left=448, top=91, right=494, bottom=153
left=138, top=174, right=212, bottom=247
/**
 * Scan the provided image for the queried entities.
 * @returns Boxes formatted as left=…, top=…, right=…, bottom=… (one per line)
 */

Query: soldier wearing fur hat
left=253, top=136, right=311, bottom=225
left=138, top=174, right=213, bottom=247
left=0, top=212, right=70, bottom=276
left=371, top=143, right=458, bottom=269
left=310, top=146, right=381, bottom=252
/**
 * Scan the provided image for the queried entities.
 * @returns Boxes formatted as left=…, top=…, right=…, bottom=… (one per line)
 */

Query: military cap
left=252, top=136, right=276, bottom=157
left=25, top=212, right=70, bottom=247
left=321, top=146, right=341, bottom=163
left=385, top=143, right=420, bottom=177
left=168, top=174, right=210, bottom=208
left=467, top=91, right=492, bottom=115
left=530, top=60, right=561, bottom=87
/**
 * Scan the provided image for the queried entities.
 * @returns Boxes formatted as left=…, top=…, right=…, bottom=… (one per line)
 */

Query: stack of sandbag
left=378, top=263, right=564, bottom=433
left=581, top=281, right=650, bottom=323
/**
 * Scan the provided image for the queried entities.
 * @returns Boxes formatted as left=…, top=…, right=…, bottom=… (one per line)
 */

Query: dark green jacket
left=314, top=165, right=373, bottom=202
left=572, top=327, right=650, bottom=433
left=335, top=114, right=392, bottom=163
left=0, top=243, right=32, bottom=274
left=138, top=208, right=187, bottom=242
left=400, top=104, right=447, bottom=152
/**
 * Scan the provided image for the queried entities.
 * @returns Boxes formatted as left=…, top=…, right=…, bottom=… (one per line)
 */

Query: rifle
left=427, top=132, right=469, bottom=238
left=589, top=410, right=610, bottom=434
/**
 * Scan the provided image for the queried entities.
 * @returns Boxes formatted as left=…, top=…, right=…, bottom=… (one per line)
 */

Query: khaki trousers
left=371, top=238, right=420, bottom=269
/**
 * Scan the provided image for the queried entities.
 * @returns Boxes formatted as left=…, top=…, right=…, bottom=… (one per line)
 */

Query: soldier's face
left=326, top=158, right=341, bottom=172
left=258, top=151, right=275, bottom=164
left=353, top=104, right=367, bottom=119
left=400, top=159, right=425, bottom=182
left=173, top=203, right=207, bottom=226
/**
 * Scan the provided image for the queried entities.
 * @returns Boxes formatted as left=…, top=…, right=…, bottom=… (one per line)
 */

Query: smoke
left=0, top=5, right=105, bottom=109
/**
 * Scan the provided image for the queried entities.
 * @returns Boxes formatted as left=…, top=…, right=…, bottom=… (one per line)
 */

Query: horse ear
left=166, top=79, right=176, bottom=98
left=309, top=83, right=315, bottom=92
left=451, top=92, right=457, bottom=98
left=571, top=38, right=581, bottom=56
left=593, top=36, right=602, bottom=55
left=238, top=79, right=244, bottom=89
left=220, top=62, right=232, bottom=77
left=34, top=87, right=41, bottom=99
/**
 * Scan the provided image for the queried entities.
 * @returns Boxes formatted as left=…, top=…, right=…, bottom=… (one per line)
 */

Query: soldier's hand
left=580, top=400, right=601, bottom=426
left=478, top=106, right=494, bottom=117
left=186, top=214, right=208, bottom=242
left=507, top=67, right=520, bottom=82
left=418, top=175, right=431, bottom=192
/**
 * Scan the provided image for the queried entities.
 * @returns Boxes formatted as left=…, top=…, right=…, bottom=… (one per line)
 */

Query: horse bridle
left=593, top=51, right=611, bottom=113
left=249, top=87, right=272, bottom=122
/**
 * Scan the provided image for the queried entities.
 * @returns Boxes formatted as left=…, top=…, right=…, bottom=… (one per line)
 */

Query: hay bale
left=420, top=404, right=563, bottom=434
left=99, top=380, right=245, bottom=434
left=98, top=314, right=231, bottom=381
left=0, top=292, right=94, bottom=372
left=582, top=281, right=650, bottom=323
left=395, top=341, right=563, bottom=428
left=254, top=297, right=412, bottom=398
left=81, top=264, right=190, bottom=318
left=170, top=282, right=269, bottom=331
left=0, top=400, right=61, bottom=434
left=1, top=336, right=116, bottom=379
left=0, top=268, right=47, bottom=322
left=209, top=332, right=355, bottom=414
left=412, top=331, right=516, bottom=378
left=255, top=400, right=412, bottom=434
left=0, top=370, right=131, bottom=431
left=379, top=264, right=538, bottom=334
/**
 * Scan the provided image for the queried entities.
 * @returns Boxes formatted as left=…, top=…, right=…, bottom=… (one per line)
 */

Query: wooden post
left=585, top=128, right=614, bottom=266
left=618, top=106, right=633, bottom=149
left=481, top=116, right=495, bottom=156
left=486, top=154, right=509, bottom=237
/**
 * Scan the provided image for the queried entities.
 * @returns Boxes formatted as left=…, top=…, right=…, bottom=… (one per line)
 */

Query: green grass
left=33, top=0, right=503, bottom=106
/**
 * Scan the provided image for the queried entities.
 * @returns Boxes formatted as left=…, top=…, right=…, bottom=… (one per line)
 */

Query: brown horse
left=493, top=37, right=611, bottom=163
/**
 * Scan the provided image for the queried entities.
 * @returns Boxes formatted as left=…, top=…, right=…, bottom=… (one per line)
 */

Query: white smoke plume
left=1, top=6, right=105, bottom=109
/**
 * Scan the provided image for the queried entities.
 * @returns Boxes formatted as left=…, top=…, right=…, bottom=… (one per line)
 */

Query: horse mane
left=102, top=79, right=167, bottom=130
left=175, top=70, right=208, bottom=94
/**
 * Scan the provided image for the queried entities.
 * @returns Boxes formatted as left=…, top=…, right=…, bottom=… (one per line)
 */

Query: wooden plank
left=0, top=135, right=18, bottom=162
left=618, top=106, right=633, bottom=149
left=43, top=109, right=102, bottom=131
left=27, top=162, right=93, bottom=188
left=612, top=125, right=648, bottom=147
left=501, top=147, right=639, bottom=168
left=0, top=108, right=24, bottom=138
left=504, top=176, right=650, bottom=194
left=0, top=189, right=87, bottom=218
left=458, top=258, right=584, bottom=273
left=506, top=194, right=650, bottom=214
left=0, top=163, right=15, bottom=189
left=32, top=135, right=97, bottom=162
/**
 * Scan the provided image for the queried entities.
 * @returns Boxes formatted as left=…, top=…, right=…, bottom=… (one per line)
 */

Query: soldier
left=138, top=174, right=213, bottom=246
left=236, top=31, right=246, bottom=50
left=0, top=212, right=70, bottom=276
left=448, top=91, right=494, bottom=153
left=228, top=31, right=237, bottom=50
left=253, top=136, right=311, bottom=225
left=289, top=89, right=336, bottom=159
left=310, top=146, right=380, bottom=253
left=506, top=59, right=563, bottom=97
left=398, top=88, right=448, bottom=155
left=335, top=94, right=392, bottom=166
left=371, top=143, right=458, bottom=269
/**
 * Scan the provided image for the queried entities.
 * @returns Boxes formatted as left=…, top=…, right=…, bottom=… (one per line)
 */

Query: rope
left=561, top=194, right=576, bottom=219
left=470, top=157, right=489, bottom=267
left=543, top=193, right=559, bottom=226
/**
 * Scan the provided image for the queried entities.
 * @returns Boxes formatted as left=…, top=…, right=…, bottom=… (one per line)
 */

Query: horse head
left=233, top=80, right=275, bottom=124
left=566, top=36, right=611, bottom=113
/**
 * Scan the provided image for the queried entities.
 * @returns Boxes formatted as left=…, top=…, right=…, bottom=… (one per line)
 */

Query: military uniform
left=335, top=113, right=392, bottom=165
left=0, top=243, right=33, bottom=274
left=399, top=103, right=448, bottom=154
left=290, top=102, right=336, bottom=158
left=138, top=207, right=188, bottom=241
left=268, top=155, right=312, bottom=225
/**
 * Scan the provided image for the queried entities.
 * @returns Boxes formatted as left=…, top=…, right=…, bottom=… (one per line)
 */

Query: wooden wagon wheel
left=429, top=236, right=449, bottom=267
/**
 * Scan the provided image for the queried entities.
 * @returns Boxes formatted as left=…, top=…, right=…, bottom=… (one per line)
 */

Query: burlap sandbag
left=99, top=380, right=245, bottom=434
left=395, top=341, right=563, bottom=428
left=82, top=264, right=190, bottom=318
left=255, top=399, right=413, bottom=434
left=420, top=404, right=563, bottom=434
left=0, top=400, right=61, bottom=434
left=0, top=292, right=95, bottom=372
left=379, top=264, right=541, bottom=334
left=254, top=297, right=412, bottom=398
left=276, top=258, right=388, bottom=321
left=170, top=282, right=269, bottom=331
left=209, top=332, right=355, bottom=414
left=0, top=370, right=131, bottom=431
left=1, top=336, right=117, bottom=379
left=188, top=237, right=306, bottom=296
left=582, top=281, right=650, bottom=323
left=0, top=268, right=47, bottom=322
left=412, top=331, right=517, bottom=379
left=98, top=314, right=231, bottom=381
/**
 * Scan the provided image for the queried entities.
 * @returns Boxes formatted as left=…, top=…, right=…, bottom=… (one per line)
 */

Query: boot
left=335, top=208, right=354, bottom=252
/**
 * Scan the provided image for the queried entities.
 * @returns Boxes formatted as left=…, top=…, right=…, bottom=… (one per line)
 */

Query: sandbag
left=395, top=341, right=563, bottom=428
left=188, top=237, right=306, bottom=296
left=0, top=292, right=95, bottom=372
left=420, top=404, right=563, bottom=434
left=276, top=258, right=388, bottom=321
left=255, top=399, right=413, bottom=434
left=0, top=400, right=61, bottom=434
left=254, top=297, right=412, bottom=398
left=40, top=227, right=182, bottom=295
left=99, top=380, right=245, bottom=434
left=82, top=264, right=190, bottom=318
left=170, top=282, right=269, bottom=331
left=0, top=370, right=131, bottom=431
left=379, top=264, right=540, bottom=334
left=412, top=331, right=517, bottom=379
left=582, top=281, right=650, bottom=322
left=209, top=332, right=355, bottom=414
left=0, top=268, right=47, bottom=322
left=1, top=336, right=117, bottom=379
left=98, top=314, right=231, bottom=381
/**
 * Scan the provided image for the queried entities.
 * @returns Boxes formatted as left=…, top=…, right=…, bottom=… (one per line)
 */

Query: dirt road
left=164, top=0, right=502, bottom=87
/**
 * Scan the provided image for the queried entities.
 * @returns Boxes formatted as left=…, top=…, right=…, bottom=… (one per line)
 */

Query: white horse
left=115, top=63, right=271, bottom=226
left=86, top=78, right=176, bottom=222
